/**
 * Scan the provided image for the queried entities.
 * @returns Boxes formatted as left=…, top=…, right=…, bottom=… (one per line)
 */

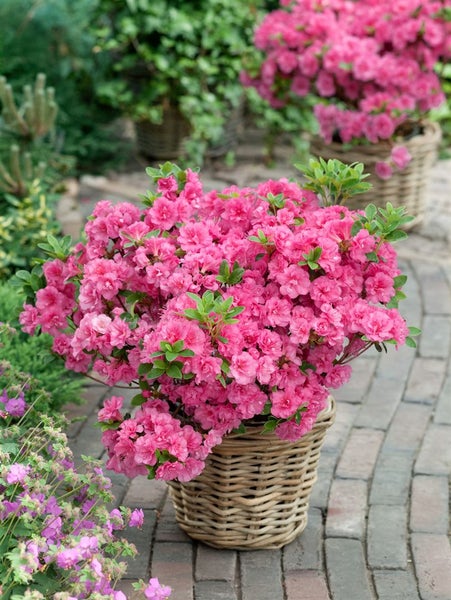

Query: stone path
left=64, top=130, right=451, bottom=599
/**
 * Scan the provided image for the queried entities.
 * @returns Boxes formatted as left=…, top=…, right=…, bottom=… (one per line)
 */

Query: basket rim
left=310, top=120, right=441, bottom=164
left=211, top=395, right=336, bottom=451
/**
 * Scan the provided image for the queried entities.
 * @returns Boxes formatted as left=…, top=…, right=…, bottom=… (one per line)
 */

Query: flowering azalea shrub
left=18, top=162, right=418, bottom=482
left=242, top=0, right=451, bottom=176
left=0, top=364, right=171, bottom=600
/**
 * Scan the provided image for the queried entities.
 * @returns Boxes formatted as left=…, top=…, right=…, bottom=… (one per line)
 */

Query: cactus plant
left=0, top=72, right=58, bottom=141
left=0, top=144, right=46, bottom=197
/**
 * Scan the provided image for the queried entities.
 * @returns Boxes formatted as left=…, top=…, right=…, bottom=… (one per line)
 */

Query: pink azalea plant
left=242, top=0, right=451, bottom=178
left=19, top=162, right=417, bottom=482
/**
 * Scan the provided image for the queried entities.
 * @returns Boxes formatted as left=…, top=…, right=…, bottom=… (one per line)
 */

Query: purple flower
left=4, top=393, right=27, bottom=417
left=42, top=516, right=62, bottom=541
left=144, top=578, right=172, bottom=599
left=45, top=495, right=63, bottom=517
left=129, top=508, right=144, bottom=528
left=56, top=547, right=81, bottom=569
left=6, top=463, right=30, bottom=484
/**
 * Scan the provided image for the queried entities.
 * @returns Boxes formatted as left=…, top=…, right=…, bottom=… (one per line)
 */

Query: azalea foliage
left=18, top=161, right=418, bottom=482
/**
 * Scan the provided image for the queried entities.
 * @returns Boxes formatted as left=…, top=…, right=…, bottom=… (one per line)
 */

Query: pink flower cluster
left=242, top=0, right=450, bottom=145
left=20, top=167, right=410, bottom=481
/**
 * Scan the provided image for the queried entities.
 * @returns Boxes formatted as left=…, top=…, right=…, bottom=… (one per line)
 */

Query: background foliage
left=0, top=281, right=85, bottom=414
left=0, top=0, right=127, bottom=174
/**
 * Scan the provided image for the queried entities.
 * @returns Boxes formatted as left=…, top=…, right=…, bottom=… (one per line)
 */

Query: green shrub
left=0, top=281, right=84, bottom=415
left=0, top=182, right=62, bottom=280
left=0, top=0, right=126, bottom=174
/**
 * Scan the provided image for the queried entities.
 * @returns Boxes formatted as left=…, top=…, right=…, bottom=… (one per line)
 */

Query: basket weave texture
left=134, top=102, right=243, bottom=160
left=167, top=396, right=336, bottom=550
left=134, top=107, right=191, bottom=160
left=309, top=121, right=441, bottom=229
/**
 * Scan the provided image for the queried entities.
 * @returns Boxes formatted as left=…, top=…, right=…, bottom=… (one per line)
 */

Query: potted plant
left=242, top=0, right=451, bottom=225
left=16, top=159, right=419, bottom=549
left=92, top=0, right=265, bottom=165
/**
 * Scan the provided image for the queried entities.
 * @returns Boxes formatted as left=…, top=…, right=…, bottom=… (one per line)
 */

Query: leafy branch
left=295, top=157, right=372, bottom=206
left=184, top=290, right=244, bottom=340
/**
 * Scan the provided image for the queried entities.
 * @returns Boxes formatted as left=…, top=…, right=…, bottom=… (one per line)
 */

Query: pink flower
left=98, top=396, right=124, bottom=423
left=230, top=352, right=259, bottom=385
left=391, top=145, right=412, bottom=170
left=18, top=304, right=40, bottom=335
left=375, top=161, right=393, bottom=180
left=271, top=388, right=300, bottom=419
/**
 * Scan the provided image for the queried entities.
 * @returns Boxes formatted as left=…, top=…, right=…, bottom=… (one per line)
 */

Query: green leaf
left=178, top=348, right=195, bottom=357
left=146, top=367, right=166, bottom=379
left=184, top=308, right=202, bottom=320
left=405, top=336, right=417, bottom=348
left=138, top=363, right=154, bottom=375
left=262, top=419, right=278, bottom=433
left=385, top=230, right=408, bottom=243
left=408, top=326, right=422, bottom=336
left=131, top=394, right=147, bottom=406
left=393, top=275, right=408, bottom=288
left=166, top=363, right=183, bottom=378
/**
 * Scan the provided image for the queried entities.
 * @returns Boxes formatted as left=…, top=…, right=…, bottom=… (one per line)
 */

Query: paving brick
left=285, top=570, right=331, bottom=600
left=434, top=374, right=451, bottom=425
left=415, top=424, right=451, bottom=475
left=115, top=579, right=142, bottom=600
left=65, top=383, right=105, bottom=437
left=107, top=469, right=131, bottom=507
left=151, top=542, right=194, bottom=600
left=333, top=356, right=378, bottom=404
left=411, top=533, right=451, bottom=600
left=404, top=358, right=446, bottom=404
left=412, top=263, right=451, bottom=315
left=194, top=580, right=238, bottom=600
left=70, top=410, right=106, bottom=462
left=354, top=375, right=403, bottom=429
left=195, top=545, right=237, bottom=582
left=370, top=450, right=414, bottom=505
left=384, top=402, right=431, bottom=452
left=419, top=315, right=451, bottom=358
left=367, top=504, right=408, bottom=569
left=123, top=476, right=168, bottom=510
left=373, top=568, right=421, bottom=600
left=283, top=508, right=324, bottom=571
left=326, top=479, right=367, bottom=539
left=335, top=428, right=384, bottom=479
left=155, top=495, right=192, bottom=543
left=240, top=550, right=284, bottom=600
left=325, top=538, right=375, bottom=600
left=376, top=342, right=416, bottom=381
left=310, top=452, right=337, bottom=509
left=410, top=475, right=449, bottom=534
left=121, top=509, right=156, bottom=579
left=321, top=402, right=359, bottom=454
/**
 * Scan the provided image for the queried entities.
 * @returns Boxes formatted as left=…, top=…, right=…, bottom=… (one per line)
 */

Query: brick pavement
left=64, top=130, right=451, bottom=599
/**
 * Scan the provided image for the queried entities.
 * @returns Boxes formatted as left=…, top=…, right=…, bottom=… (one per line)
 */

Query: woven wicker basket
left=167, top=396, right=336, bottom=550
left=309, top=121, right=441, bottom=229
left=134, top=101, right=243, bottom=160
left=134, top=107, right=191, bottom=160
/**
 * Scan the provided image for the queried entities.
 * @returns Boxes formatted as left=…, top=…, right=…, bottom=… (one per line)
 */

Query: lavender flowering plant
left=0, top=350, right=170, bottom=600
